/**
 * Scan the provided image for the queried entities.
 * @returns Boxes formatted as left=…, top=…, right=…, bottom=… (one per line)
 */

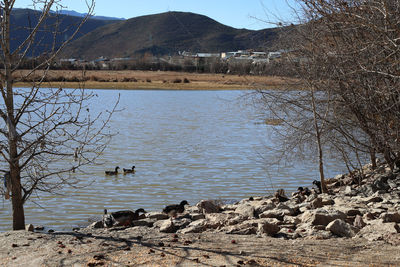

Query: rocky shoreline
left=1, top=162, right=400, bottom=266
left=87, top=162, right=400, bottom=243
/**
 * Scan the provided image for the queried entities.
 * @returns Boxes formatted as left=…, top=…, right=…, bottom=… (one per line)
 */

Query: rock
left=196, top=200, right=221, bottom=214
left=147, top=212, right=169, bottom=220
left=205, top=213, right=237, bottom=228
left=301, top=209, right=346, bottom=226
left=359, top=184, right=376, bottom=196
left=190, top=213, right=206, bottom=221
left=225, top=219, right=280, bottom=236
left=363, top=195, right=384, bottom=204
left=234, top=204, right=256, bottom=219
left=87, top=221, right=104, bottom=229
left=259, top=210, right=284, bottom=220
left=184, top=205, right=201, bottom=214
left=344, top=186, right=355, bottom=196
left=304, top=230, right=333, bottom=240
left=310, top=197, right=323, bottom=209
left=221, top=204, right=237, bottom=211
left=379, top=212, right=400, bottom=223
left=226, top=215, right=247, bottom=226
left=334, top=206, right=362, bottom=217
left=25, top=224, right=34, bottom=232
left=356, top=220, right=400, bottom=241
left=353, top=215, right=366, bottom=228
left=367, top=208, right=386, bottom=217
left=321, top=198, right=335, bottom=206
left=178, top=219, right=207, bottom=234
left=158, top=220, right=178, bottom=233
left=226, top=225, right=257, bottom=235
left=257, top=219, right=280, bottom=236
left=173, top=218, right=192, bottom=229
left=253, top=200, right=276, bottom=214
left=387, top=179, right=398, bottom=189
left=283, top=215, right=301, bottom=225
left=326, top=219, right=357, bottom=237
left=363, top=212, right=376, bottom=221
left=275, top=203, right=291, bottom=212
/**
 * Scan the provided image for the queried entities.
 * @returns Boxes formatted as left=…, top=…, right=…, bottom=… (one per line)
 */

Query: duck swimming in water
left=105, top=166, right=119, bottom=175
left=103, top=208, right=147, bottom=227
left=123, top=166, right=135, bottom=174
left=163, top=200, right=189, bottom=217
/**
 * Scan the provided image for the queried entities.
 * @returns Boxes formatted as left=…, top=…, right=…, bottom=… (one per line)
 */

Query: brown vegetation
left=13, top=69, right=296, bottom=90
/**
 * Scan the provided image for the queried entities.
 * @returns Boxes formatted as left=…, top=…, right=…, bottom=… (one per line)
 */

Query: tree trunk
left=370, top=147, right=377, bottom=170
left=311, top=90, right=327, bottom=193
left=4, top=3, right=25, bottom=230
left=6, top=74, right=25, bottom=230
left=10, top=167, right=25, bottom=230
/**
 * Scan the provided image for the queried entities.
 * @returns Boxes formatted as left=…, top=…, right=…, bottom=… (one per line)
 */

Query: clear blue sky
left=14, top=0, right=299, bottom=30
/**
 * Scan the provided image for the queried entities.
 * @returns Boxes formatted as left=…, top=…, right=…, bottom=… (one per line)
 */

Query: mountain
left=10, top=8, right=119, bottom=56
left=61, top=11, right=279, bottom=59
left=57, top=10, right=125, bottom=21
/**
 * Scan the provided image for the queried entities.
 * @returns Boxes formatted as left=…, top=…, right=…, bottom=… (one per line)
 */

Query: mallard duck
left=105, top=166, right=119, bottom=175
left=123, top=166, right=135, bottom=174
left=312, top=180, right=322, bottom=194
left=299, top=186, right=311, bottom=196
left=103, top=208, right=147, bottom=227
left=163, top=200, right=189, bottom=217
left=274, top=189, right=289, bottom=203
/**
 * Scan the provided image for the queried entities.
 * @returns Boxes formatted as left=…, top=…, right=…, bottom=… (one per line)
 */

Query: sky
left=13, top=0, right=299, bottom=30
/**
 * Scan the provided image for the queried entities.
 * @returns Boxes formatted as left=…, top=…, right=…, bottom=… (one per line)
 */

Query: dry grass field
left=13, top=69, right=297, bottom=90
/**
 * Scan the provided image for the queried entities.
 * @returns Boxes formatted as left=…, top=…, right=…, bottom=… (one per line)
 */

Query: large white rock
left=178, top=219, right=207, bottom=234
left=205, top=213, right=237, bottom=228
left=356, top=220, right=400, bottom=241
left=326, top=219, right=357, bottom=237
left=158, top=219, right=177, bottom=233
left=234, top=204, right=256, bottom=219
left=301, top=208, right=346, bottom=226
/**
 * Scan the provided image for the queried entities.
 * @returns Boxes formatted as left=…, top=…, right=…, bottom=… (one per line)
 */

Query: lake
left=0, top=89, right=346, bottom=231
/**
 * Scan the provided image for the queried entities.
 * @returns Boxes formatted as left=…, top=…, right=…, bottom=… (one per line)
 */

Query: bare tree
left=0, top=0, right=117, bottom=230
left=254, top=0, right=400, bottom=190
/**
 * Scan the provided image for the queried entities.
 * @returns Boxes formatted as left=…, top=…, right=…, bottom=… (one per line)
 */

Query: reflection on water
left=0, top=90, right=346, bottom=231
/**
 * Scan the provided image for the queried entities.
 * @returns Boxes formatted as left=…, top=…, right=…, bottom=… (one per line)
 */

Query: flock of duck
left=102, top=163, right=323, bottom=228
left=103, top=200, right=189, bottom=228
left=105, top=166, right=135, bottom=175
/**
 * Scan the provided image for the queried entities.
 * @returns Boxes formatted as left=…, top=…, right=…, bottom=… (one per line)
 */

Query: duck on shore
left=274, top=189, right=289, bottom=203
left=123, top=166, right=135, bottom=174
left=312, top=180, right=322, bottom=194
left=163, top=200, right=189, bottom=217
left=103, top=208, right=147, bottom=227
left=105, top=166, right=120, bottom=175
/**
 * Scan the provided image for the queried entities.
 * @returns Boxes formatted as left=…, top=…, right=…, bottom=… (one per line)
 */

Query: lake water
left=0, top=89, right=347, bottom=231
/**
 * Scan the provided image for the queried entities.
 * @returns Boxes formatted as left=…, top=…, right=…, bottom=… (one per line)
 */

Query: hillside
left=61, top=11, right=279, bottom=59
left=57, top=10, right=125, bottom=21
left=10, top=9, right=119, bottom=56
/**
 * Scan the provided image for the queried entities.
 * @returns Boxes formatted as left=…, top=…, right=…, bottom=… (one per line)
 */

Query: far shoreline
left=13, top=69, right=298, bottom=90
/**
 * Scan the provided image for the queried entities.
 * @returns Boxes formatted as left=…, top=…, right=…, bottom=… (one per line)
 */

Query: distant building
left=196, top=53, right=220, bottom=58
left=268, top=51, right=282, bottom=60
